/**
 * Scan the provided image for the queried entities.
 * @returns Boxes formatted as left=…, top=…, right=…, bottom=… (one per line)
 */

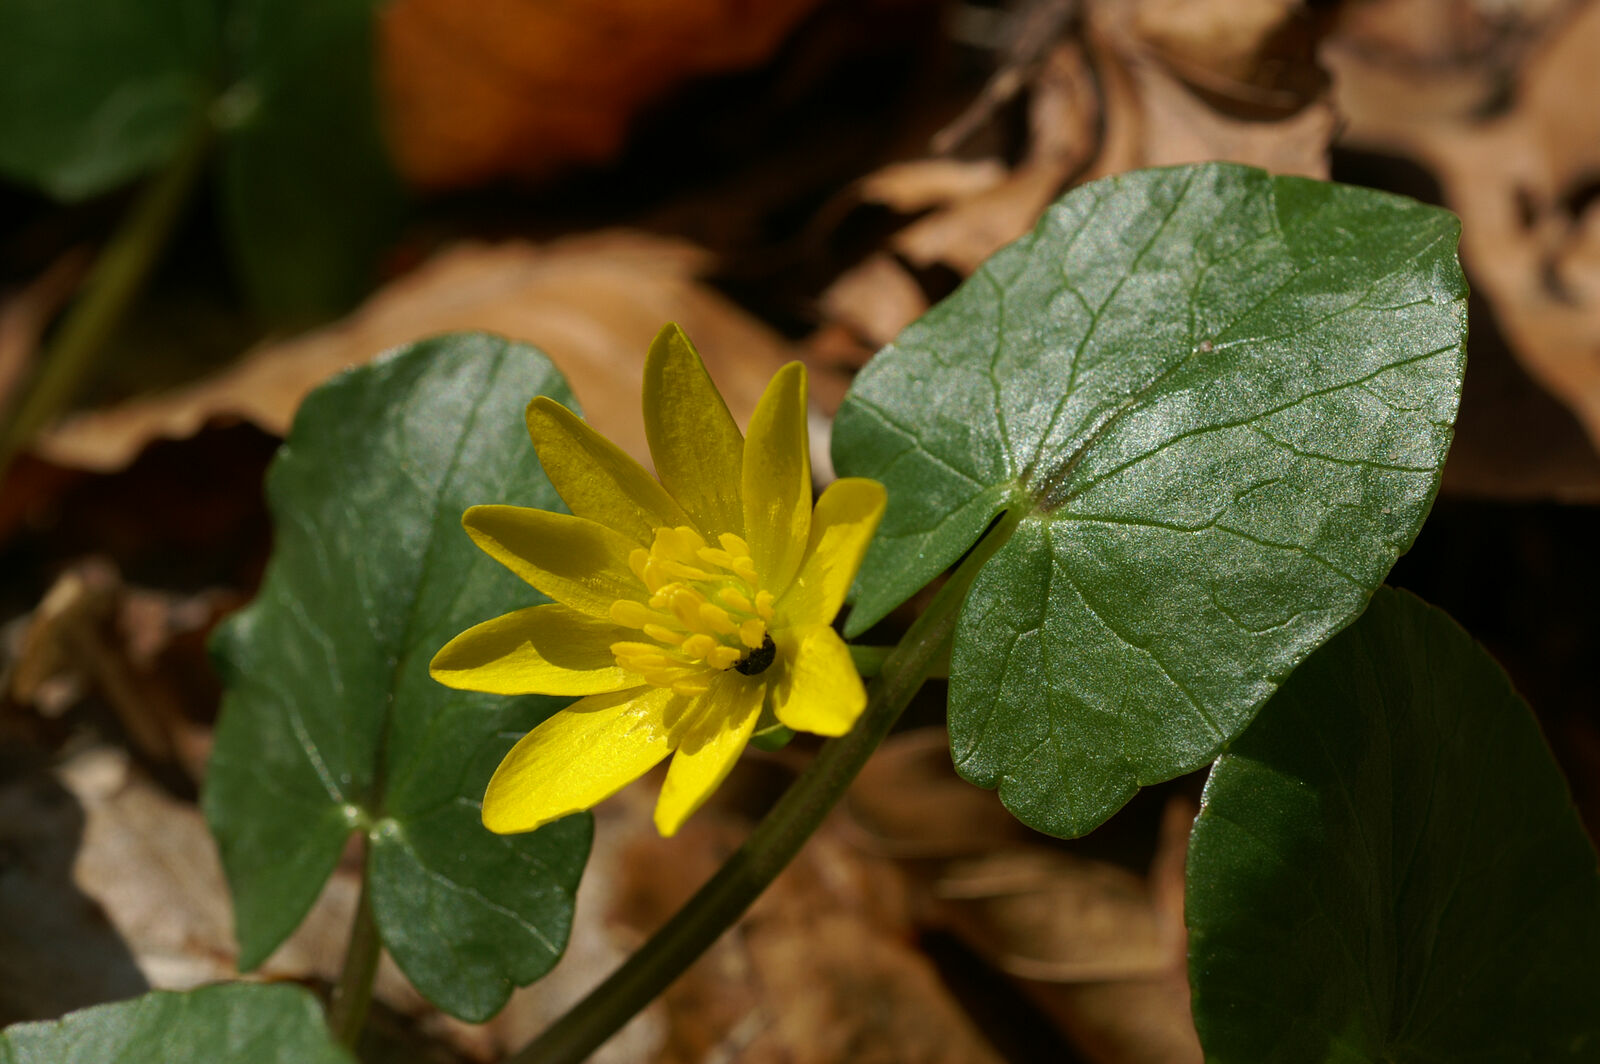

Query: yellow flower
left=431, top=324, right=887, bottom=836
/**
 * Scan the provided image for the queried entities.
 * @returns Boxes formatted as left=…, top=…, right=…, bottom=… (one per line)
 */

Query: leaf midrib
left=1014, top=189, right=1455, bottom=515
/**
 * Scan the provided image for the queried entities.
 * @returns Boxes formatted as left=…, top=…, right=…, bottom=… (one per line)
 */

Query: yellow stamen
left=698, top=602, right=737, bottom=635
left=642, top=623, right=683, bottom=645
left=706, top=646, right=742, bottom=670
left=607, top=524, right=778, bottom=690
left=609, top=600, right=654, bottom=628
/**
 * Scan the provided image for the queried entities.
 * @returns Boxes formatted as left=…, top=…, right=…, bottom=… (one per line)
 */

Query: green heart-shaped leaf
left=0, top=0, right=216, bottom=199
left=204, top=334, right=591, bottom=1022
left=1187, top=587, right=1600, bottom=1062
left=0, top=984, right=353, bottom=1063
left=832, top=163, right=1466, bottom=837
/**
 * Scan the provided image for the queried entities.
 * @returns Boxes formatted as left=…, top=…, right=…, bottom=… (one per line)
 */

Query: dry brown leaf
left=40, top=746, right=374, bottom=994
left=592, top=759, right=1004, bottom=1064
left=34, top=233, right=794, bottom=473
left=855, top=157, right=1010, bottom=214
left=1328, top=0, right=1600, bottom=458
left=856, top=2, right=1331, bottom=281
left=1030, top=976, right=1203, bottom=1064
left=1087, top=40, right=1332, bottom=180
left=982, top=797, right=1202, bottom=1064
left=1131, top=0, right=1304, bottom=91
left=892, top=41, right=1101, bottom=274
left=934, top=848, right=1175, bottom=984
left=31, top=743, right=657, bottom=1063
left=817, top=252, right=930, bottom=350
left=9, top=561, right=216, bottom=779
left=1332, top=0, right=1573, bottom=71
left=1084, top=0, right=1332, bottom=182
left=844, top=727, right=1203, bottom=1062
left=845, top=727, right=1032, bottom=858
left=379, top=0, right=826, bottom=190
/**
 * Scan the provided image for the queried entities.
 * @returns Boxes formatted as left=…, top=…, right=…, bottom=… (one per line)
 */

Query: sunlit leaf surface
left=834, top=164, right=1466, bottom=836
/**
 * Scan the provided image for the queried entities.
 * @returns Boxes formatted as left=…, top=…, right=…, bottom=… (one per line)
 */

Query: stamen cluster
left=609, top=526, right=776, bottom=695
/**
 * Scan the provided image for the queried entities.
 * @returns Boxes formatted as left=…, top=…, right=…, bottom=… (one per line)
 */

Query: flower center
left=609, top=526, right=776, bottom=696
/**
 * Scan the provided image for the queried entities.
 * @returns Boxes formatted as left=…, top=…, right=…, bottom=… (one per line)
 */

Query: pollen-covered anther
left=609, top=525, right=776, bottom=690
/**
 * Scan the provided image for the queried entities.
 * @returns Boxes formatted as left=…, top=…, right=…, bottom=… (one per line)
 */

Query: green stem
left=508, top=507, right=1025, bottom=1064
left=328, top=848, right=381, bottom=1049
left=0, top=113, right=212, bottom=468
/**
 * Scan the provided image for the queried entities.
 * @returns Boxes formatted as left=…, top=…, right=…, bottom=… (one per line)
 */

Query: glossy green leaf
left=217, top=0, right=402, bottom=320
left=204, top=334, right=591, bottom=1023
left=832, top=163, right=1466, bottom=837
left=0, top=0, right=217, bottom=199
left=0, top=983, right=353, bottom=1064
left=1187, top=587, right=1600, bottom=1062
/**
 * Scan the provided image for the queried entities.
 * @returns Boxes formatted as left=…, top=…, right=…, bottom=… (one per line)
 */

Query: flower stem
left=328, top=845, right=382, bottom=1048
left=0, top=112, right=212, bottom=470
left=508, top=506, right=1025, bottom=1064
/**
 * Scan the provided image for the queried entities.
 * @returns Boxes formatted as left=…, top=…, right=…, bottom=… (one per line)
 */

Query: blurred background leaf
left=217, top=0, right=401, bottom=321
left=0, top=0, right=218, bottom=201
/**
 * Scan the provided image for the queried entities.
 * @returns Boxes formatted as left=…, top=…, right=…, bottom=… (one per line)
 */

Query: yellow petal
left=652, top=673, right=764, bottom=836
left=776, top=478, right=887, bottom=630
left=741, top=362, right=811, bottom=597
left=525, top=396, right=689, bottom=545
left=771, top=625, right=867, bottom=737
left=430, top=603, right=638, bottom=695
left=642, top=323, right=744, bottom=536
left=482, top=686, right=676, bottom=834
left=464, top=505, right=641, bottom=618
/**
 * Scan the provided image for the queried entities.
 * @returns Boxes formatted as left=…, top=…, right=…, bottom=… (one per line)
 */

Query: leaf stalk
left=327, top=844, right=381, bottom=1049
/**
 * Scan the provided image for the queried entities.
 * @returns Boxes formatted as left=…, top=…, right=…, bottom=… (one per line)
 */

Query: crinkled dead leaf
left=845, top=728, right=1031, bottom=857
left=9, top=560, right=216, bottom=779
left=1328, top=0, right=1600, bottom=461
left=1088, top=31, right=1332, bottom=181
left=847, top=1, right=1331, bottom=283
left=592, top=758, right=1006, bottom=1064
left=12, top=745, right=614, bottom=1061
left=891, top=42, right=1101, bottom=275
left=34, top=234, right=792, bottom=473
left=817, top=252, right=930, bottom=352
left=1130, top=0, right=1308, bottom=95
left=845, top=729, right=1202, bottom=1064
